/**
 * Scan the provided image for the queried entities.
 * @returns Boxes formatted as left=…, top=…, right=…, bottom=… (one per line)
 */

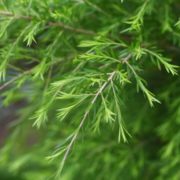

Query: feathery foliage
left=0, top=0, right=179, bottom=179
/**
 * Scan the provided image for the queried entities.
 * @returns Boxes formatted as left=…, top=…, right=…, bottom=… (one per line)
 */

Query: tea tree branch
left=0, top=10, right=95, bottom=35
left=57, top=71, right=116, bottom=177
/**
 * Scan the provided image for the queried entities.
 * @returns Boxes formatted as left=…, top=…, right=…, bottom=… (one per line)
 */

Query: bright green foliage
left=0, top=0, right=179, bottom=179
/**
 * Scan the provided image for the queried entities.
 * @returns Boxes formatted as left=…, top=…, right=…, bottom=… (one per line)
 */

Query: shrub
left=0, top=0, right=179, bottom=179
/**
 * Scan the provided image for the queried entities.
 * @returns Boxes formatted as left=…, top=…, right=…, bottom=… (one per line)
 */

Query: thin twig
left=7, top=64, right=24, bottom=72
left=0, top=10, right=32, bottom=20
left=0, top=10, right=95, bottom=35
left=0, top=54, right=74, bottom=92
left=0, top=69, right=32, bottom=91
left=91, top=72, right=116, bottom=104
left=48, top=22, right=95, bottom=35
left=122, top=54, right=132, bottom=63
left=57, top=71, right=116, bottom=178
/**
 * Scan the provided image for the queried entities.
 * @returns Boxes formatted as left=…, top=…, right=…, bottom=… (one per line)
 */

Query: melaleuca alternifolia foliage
left=0, top=0, right=179, bottom=179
